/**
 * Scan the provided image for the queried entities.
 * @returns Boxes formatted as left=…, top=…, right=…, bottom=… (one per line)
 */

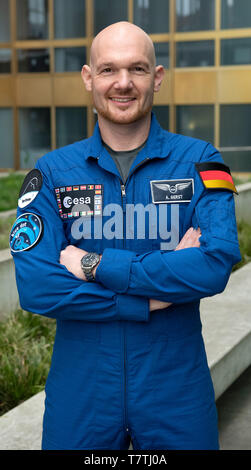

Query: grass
left=0, top=173, right=25, bottom=212
left=233, top=220, right=251, bottom=272
left=0, top=215, right=16, bottom=250
left=0, top=310, right=56, bottom=416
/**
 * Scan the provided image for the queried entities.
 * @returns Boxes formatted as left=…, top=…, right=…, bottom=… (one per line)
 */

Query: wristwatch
left=81, top=252, right=100, bottom=281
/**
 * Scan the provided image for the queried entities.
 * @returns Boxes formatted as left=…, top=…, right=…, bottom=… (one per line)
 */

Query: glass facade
left=54, top=0, right=86, bottom=39
left=17, top=48, right=50, bottom=72
left=0, top=1, right=251, bottom=171
left=0, top=49, right=11, bottom=73
left=19, top=108, right=51, bottom=169
left=0, top=108, right=14, bottom=168
left=154, top=43, right=169, bottom=68
left=176, top=105, right=214, bottom=143
left=221, top=38, right=251, bottom=66
left=56, top=107, right=87, bottom=148
left=134, top=0, right=169, bottom=34
left=152, top=106, right=169, bottom=131
left=176, top=0, right=215, bottom=32
left=0, top=0, right=10, bottom=42
left=17, top=0, right=49, bottom=40
left=94, top=0, right=127, bottom=35
left=221, top=0, right=251, bottom=29
left=220, top=105, right=251, bottom=147
left=55, top=47, right=86, bottom=73
left=176, top=41, right=214, bottom=67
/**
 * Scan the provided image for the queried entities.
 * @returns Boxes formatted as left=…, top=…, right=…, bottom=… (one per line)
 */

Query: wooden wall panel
left=218, top=69, right=251, bottom=103
left=16, top=76, right=52, bottom=106
left=53, top=75, right=91, bottom=106
left=0, top=77, right=15, bottom=106
left=174, top=70, right=217, bottom=104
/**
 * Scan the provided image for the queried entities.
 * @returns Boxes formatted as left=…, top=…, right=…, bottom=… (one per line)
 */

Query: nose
left=114, top=69, right=133, bottom=90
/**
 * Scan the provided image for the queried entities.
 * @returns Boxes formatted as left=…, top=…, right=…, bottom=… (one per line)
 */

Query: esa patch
left=150, top=179, right=194, bottom=203
left=9, top=213, right=43, bottom=253
left=18, top=169, right=43, bottom=208
left=54, top=184, right=103, bottom=219
left=195, top=162, right=238, bottom=194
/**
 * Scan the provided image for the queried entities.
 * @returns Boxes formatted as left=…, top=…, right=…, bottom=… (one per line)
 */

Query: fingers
left=175, top=227, right=201, bottom=251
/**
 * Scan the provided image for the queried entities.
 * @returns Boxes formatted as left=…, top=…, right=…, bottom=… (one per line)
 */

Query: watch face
left=81, top=252, right=99, bottom=268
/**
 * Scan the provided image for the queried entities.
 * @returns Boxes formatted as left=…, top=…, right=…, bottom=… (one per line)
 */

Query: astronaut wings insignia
left=150, top=179, right=194, bottom=203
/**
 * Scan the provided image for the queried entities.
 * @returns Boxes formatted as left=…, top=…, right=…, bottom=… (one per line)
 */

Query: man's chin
left=98, top=108, right=151, bottom=125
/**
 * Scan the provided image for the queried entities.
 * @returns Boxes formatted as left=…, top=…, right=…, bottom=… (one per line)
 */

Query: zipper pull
left=121, top=184, right=126, bottom=197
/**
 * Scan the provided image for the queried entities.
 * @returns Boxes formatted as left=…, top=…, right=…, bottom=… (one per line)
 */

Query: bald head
left=90, top=21, right=156, bottom=69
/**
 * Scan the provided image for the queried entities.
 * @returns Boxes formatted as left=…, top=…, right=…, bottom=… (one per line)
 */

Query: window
left=220, top=150, right=251, bottom=172
left=176, top=105, right=214, bottom=143
left=17, top=49, right=50, bottom=72
left=134, top=0, right=169, bottom=34
left=16, top=0, right=48, bottom=40
left=221, top=0, right=251, bottom=29
left=19, top=108, right=51, bottom=169
left=176, top=41, right=214, bottom=67
left=221, top=38, right=251, bottom=66
left=176, top=0, right=215, bottom=32
left=55, top=47, right=86, bottom=72
left=220, top=105, right=251, bottom=147
left=152, top=106, right=169, bottom=131
left=56, top=107, right=87, bottom=148
left=54, top=0, right=86, bottom=39
left=0, top=49, right=11, bottom=73
left=94, top=0, right=127, bottom=35
left=0, top=109, right=14, bottom=168
left=154, top=43, right=169, bottom=69
left=0, top=0, right=10, bottom=42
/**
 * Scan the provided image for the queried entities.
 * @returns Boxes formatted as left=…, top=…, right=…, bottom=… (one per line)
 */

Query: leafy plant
left=0, top=310, right=56, bottom=416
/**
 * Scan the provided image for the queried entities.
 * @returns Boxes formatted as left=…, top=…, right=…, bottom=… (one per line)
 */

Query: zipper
left=120, top=159, right=150, bottom=436
left=120, top=180, right=129, bottom=433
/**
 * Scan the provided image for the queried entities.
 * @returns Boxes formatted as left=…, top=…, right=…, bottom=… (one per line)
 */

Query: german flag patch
left=195, top=162, right=238, bottom=194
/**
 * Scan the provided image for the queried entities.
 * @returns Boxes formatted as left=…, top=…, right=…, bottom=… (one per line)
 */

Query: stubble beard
left=93, top=95, right=154, bottom=125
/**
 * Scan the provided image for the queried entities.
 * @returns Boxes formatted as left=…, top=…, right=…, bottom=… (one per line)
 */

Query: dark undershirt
left=103, top=140, right=146, bottom=184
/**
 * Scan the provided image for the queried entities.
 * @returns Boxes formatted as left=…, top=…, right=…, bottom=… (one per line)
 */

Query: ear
left=153, top=65, right=165, bottom=93
left=81, top=65, right=92, bottom=92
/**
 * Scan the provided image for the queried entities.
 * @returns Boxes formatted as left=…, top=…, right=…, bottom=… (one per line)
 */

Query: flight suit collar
left=84, top=113, right=172, bottom=166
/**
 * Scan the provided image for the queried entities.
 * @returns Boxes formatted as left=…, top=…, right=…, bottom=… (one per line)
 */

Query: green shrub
left=0, top=173, right=24, bottom=212
left=0, top=310, right=56, bottom=416
left=233, top=220, right=251, bottom=272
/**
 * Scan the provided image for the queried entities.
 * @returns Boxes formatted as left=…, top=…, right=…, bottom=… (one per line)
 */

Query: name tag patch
left=150, top=179, right=194, bottom=203
left=10, top=213, right=43, bottom=252
left=55, top=184, right=103, bottom=219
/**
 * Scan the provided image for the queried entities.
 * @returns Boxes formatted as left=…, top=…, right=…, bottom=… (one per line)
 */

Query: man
left=10, top=22, right=241, bottom=450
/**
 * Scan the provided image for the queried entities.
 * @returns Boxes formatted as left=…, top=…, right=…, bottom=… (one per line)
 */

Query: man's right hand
left=149, top=227, right=201, bottom=311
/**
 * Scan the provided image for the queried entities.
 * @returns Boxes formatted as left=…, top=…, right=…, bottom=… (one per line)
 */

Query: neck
left=98, top=113, right=151, bottom=151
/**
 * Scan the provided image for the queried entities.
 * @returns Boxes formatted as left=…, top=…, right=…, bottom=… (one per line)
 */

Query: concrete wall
left=0, top=248, right=19, bottom=320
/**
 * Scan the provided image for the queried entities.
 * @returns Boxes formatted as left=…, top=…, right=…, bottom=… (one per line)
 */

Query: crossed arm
left=59, top=227, right=201, bottom=312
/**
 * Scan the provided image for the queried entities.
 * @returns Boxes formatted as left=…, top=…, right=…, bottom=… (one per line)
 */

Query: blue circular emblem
left=9, top=213, right=43, bottom=253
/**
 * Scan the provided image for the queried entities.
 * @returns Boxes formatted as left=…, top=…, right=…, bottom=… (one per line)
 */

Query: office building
left=0, top=0, right=251, bottom=171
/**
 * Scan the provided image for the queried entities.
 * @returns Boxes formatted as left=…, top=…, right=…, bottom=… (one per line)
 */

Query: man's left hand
left=60, top=245, right=89, bottom=281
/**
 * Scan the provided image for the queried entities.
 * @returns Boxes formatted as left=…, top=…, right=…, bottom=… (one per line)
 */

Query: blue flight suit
left=10, top=114, right=241, bottom=450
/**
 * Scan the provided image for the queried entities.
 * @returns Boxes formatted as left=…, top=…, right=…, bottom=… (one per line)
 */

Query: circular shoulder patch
left=10, top=213, right=43, bottom=253
left=18, top=169, right=43, bottom=209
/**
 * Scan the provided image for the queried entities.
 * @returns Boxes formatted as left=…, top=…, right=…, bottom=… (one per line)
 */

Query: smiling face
left=82, top=22, right=164, bottom=126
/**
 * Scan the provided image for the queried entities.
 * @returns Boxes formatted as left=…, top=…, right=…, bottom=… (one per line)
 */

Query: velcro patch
left=54, top=184, right=103, bottom=219
left=150, top=179, right=194, bottom=203
left=18, top=169, right=43, bottom=208
left=10, top=213, right=43, bottom=252
left=195, top=162, right=238, bottom=194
